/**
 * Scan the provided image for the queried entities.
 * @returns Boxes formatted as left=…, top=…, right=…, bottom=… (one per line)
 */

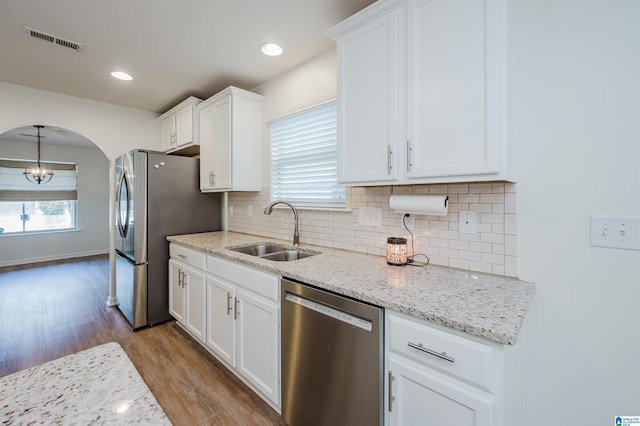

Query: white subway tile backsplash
left=469, top=183, right=493, bottom=193
left=480, top=193, right=505, bottom=204
left=228, top=182, right=518, bottom=277
left=469, top=261, right=493, bottom=273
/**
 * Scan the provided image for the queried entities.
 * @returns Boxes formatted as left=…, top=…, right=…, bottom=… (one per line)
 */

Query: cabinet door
left=388, top=354, right=493, bottom=426
left=160, top=114, right=176, bottom=151
left=198, top=97, right=232, bottom=191
left=184, top=266, right=206, bottom=343
left=209, top=96, right=232, bottom=190
left=206, top=275, right=237, bottom=367
left=236, top=289, right=279, bottom=405
left=175, top=103, right=195, bottom=147
left=406, top=0, right=502, bottom=179
left=198, top=101, right=216, bottom=191
left=336, top=7, right=401, bottom=184
left=168, top=259, right=185, bottom=323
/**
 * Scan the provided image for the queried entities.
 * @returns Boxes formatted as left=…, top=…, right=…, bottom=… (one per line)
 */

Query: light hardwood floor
left=0, top=256, right=283, bottom=426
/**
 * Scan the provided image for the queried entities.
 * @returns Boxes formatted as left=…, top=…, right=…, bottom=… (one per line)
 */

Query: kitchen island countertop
left=167, top=231, right=534, bottom=345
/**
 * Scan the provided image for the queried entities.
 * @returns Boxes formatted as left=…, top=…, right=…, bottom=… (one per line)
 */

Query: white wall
left=0, top=82, right=160, bottom=269
left=0, top=140, right=110, bottom=266
left=252, top=48, right=339, bottom=184
left=515, top=0, right=640, bottom=423
left=0, top=82, right=159, bottom=160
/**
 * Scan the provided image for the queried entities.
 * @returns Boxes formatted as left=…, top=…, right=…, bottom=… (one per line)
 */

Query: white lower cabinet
left=168, top=258, right=185, bottom=324
left=206, top=255, right=280, bottom=408
left=206, top=275, right=236, bottom=366
left=169, top=245, right=207, bottom=343
left=236, top=288, right=279, bottom=403
left=386, top=311, right=524, bottom=426
left=388, top=353, right=493, bottom=426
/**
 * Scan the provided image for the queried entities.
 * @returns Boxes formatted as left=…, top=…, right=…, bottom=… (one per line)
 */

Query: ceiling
left=0, top=0, right=375, bottom=115
left=0, top=0, right=375, bottom=148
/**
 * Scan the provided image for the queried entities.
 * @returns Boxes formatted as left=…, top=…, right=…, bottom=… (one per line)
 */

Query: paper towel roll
left=389, top=194, right=449, bottom=216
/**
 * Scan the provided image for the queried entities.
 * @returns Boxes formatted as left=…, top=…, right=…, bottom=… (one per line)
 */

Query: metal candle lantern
left=386, top=237, right=408, bottom=266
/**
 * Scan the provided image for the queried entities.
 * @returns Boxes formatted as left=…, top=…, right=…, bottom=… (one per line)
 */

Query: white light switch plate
left=359, top=207, right=382, bottom=227
left=590, top=215, right=640, bottom=250
left=459, top=211, right=477, bottom=234
left=246, top=204, right=253, bottom=217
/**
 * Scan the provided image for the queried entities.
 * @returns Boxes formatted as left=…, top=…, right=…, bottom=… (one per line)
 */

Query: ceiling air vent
left=23, top=26, right=84, bottom=52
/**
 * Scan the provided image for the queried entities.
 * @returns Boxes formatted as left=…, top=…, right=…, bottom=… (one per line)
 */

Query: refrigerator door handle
left=116, top=170, right=131, bottom=238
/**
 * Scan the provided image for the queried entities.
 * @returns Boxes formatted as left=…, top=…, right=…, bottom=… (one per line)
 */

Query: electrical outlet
left=246, top=204, right=253, bottom=217
left=590, top=215, right=640, bottom=250
left=359, top=207, right=382, bottom=226
left=402, top=214, right=415, bottom=230
left=229, top=205, right=234, bottom=216
left=459, top=211, right=477, bottom=234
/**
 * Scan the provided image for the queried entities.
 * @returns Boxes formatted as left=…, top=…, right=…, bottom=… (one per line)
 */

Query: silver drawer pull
left=407, top=342, right=455, bottom=363
left=177, top=254, right=187, bottom=259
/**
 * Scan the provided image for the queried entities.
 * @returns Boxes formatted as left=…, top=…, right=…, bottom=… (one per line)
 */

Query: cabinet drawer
left=388, top=313, right=494, bottom=390
left=207, top=255, right=279, bottom=302
left=170, top=244, right=206, bottom=270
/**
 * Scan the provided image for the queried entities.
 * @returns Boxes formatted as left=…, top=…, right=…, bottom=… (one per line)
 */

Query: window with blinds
left=270, top=102, right=346, bottom=208
left=0, top=158, right=78, bottom=234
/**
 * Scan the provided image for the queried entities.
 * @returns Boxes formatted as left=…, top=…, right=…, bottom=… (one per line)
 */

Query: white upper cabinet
left=328, top=0, right=514, bottom=186
left=334, top=6, right=401, bottom=184
left=158, top=96, right=202, bottom=155
left=198, top=86, right=263, bottom=192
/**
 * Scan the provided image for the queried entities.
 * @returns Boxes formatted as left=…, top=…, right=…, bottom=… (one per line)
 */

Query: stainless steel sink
left=227, top=242, right=318, bottom=261
left=261, top=250, right=316, bottom=261
left=228, top=243, right=289, bottom=257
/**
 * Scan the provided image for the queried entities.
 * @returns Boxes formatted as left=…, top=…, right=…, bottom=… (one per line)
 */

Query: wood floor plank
left=0, top=256, right=283, bottom=425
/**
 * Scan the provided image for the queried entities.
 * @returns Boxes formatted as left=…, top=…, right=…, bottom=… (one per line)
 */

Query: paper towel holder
left=388, top=194, right=449, bottom=216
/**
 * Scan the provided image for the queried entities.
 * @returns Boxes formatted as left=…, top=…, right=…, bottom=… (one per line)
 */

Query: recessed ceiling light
left=261, top=43, right=283, bottom=57
left=111, top=71, right=133, bottom=81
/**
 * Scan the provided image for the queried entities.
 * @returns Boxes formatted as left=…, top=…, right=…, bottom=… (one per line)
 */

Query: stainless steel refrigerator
left=115, top=149, right=221, bottom=330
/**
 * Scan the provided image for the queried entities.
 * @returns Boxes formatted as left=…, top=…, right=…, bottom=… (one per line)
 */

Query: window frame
left=269, top=100, right=347, bottom=211
left=0, top=158, right=79, bottom=236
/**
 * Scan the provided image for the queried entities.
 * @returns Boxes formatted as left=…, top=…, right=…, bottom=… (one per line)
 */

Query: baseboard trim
left=0, top=250, right=109, bottom=270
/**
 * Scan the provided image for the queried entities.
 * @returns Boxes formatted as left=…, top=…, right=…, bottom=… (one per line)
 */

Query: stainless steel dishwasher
left=281, top=278, right=383, bottom=426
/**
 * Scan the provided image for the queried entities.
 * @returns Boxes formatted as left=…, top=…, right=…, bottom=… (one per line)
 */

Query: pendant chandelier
left=23, top=125, right=54, bottom=185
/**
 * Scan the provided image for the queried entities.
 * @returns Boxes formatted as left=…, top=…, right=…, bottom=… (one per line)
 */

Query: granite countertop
left=167, top=231, right=535, bottom=345
left=0, top=342, right=171, bottom=425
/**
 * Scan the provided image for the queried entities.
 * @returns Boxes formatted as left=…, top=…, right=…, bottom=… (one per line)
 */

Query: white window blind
left=0, top=159, right=78, bottom=201
left=271, top=102, right=345, bottom=207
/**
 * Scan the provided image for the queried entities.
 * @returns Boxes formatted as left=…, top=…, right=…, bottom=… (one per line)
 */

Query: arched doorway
left=0, top=124, right=111, bottom=282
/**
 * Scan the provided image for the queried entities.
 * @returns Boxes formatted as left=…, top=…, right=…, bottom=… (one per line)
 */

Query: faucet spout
left=264, top=200, right=300, bottom=246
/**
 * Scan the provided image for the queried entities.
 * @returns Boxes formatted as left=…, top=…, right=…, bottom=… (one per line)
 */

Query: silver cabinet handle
left=209, top=171, right=214, bottom=186
left=407, top=342, right=455, bottom=363
left=388, top=371, right=395, bottom=412
left=387, top=145, right=393, bottom=175
left=234, top=297, right=239, bottom=320
left=226, top=293, right=233, bottom=316
left=178, top=270, right=184, bottom=288
left=406, top=140, right=412, bottom=172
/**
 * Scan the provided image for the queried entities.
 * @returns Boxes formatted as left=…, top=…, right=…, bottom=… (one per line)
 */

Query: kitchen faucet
left=264, top=200, right=299, bottom=246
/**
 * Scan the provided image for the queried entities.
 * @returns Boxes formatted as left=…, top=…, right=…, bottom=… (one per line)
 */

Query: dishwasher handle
left=284, top=292, right=373, bottom=332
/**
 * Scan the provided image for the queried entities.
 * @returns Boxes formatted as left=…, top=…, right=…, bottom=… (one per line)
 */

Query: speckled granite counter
left=167, top=231, right=534, bottom=345
left=0, top=342, right=170, bottom=425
